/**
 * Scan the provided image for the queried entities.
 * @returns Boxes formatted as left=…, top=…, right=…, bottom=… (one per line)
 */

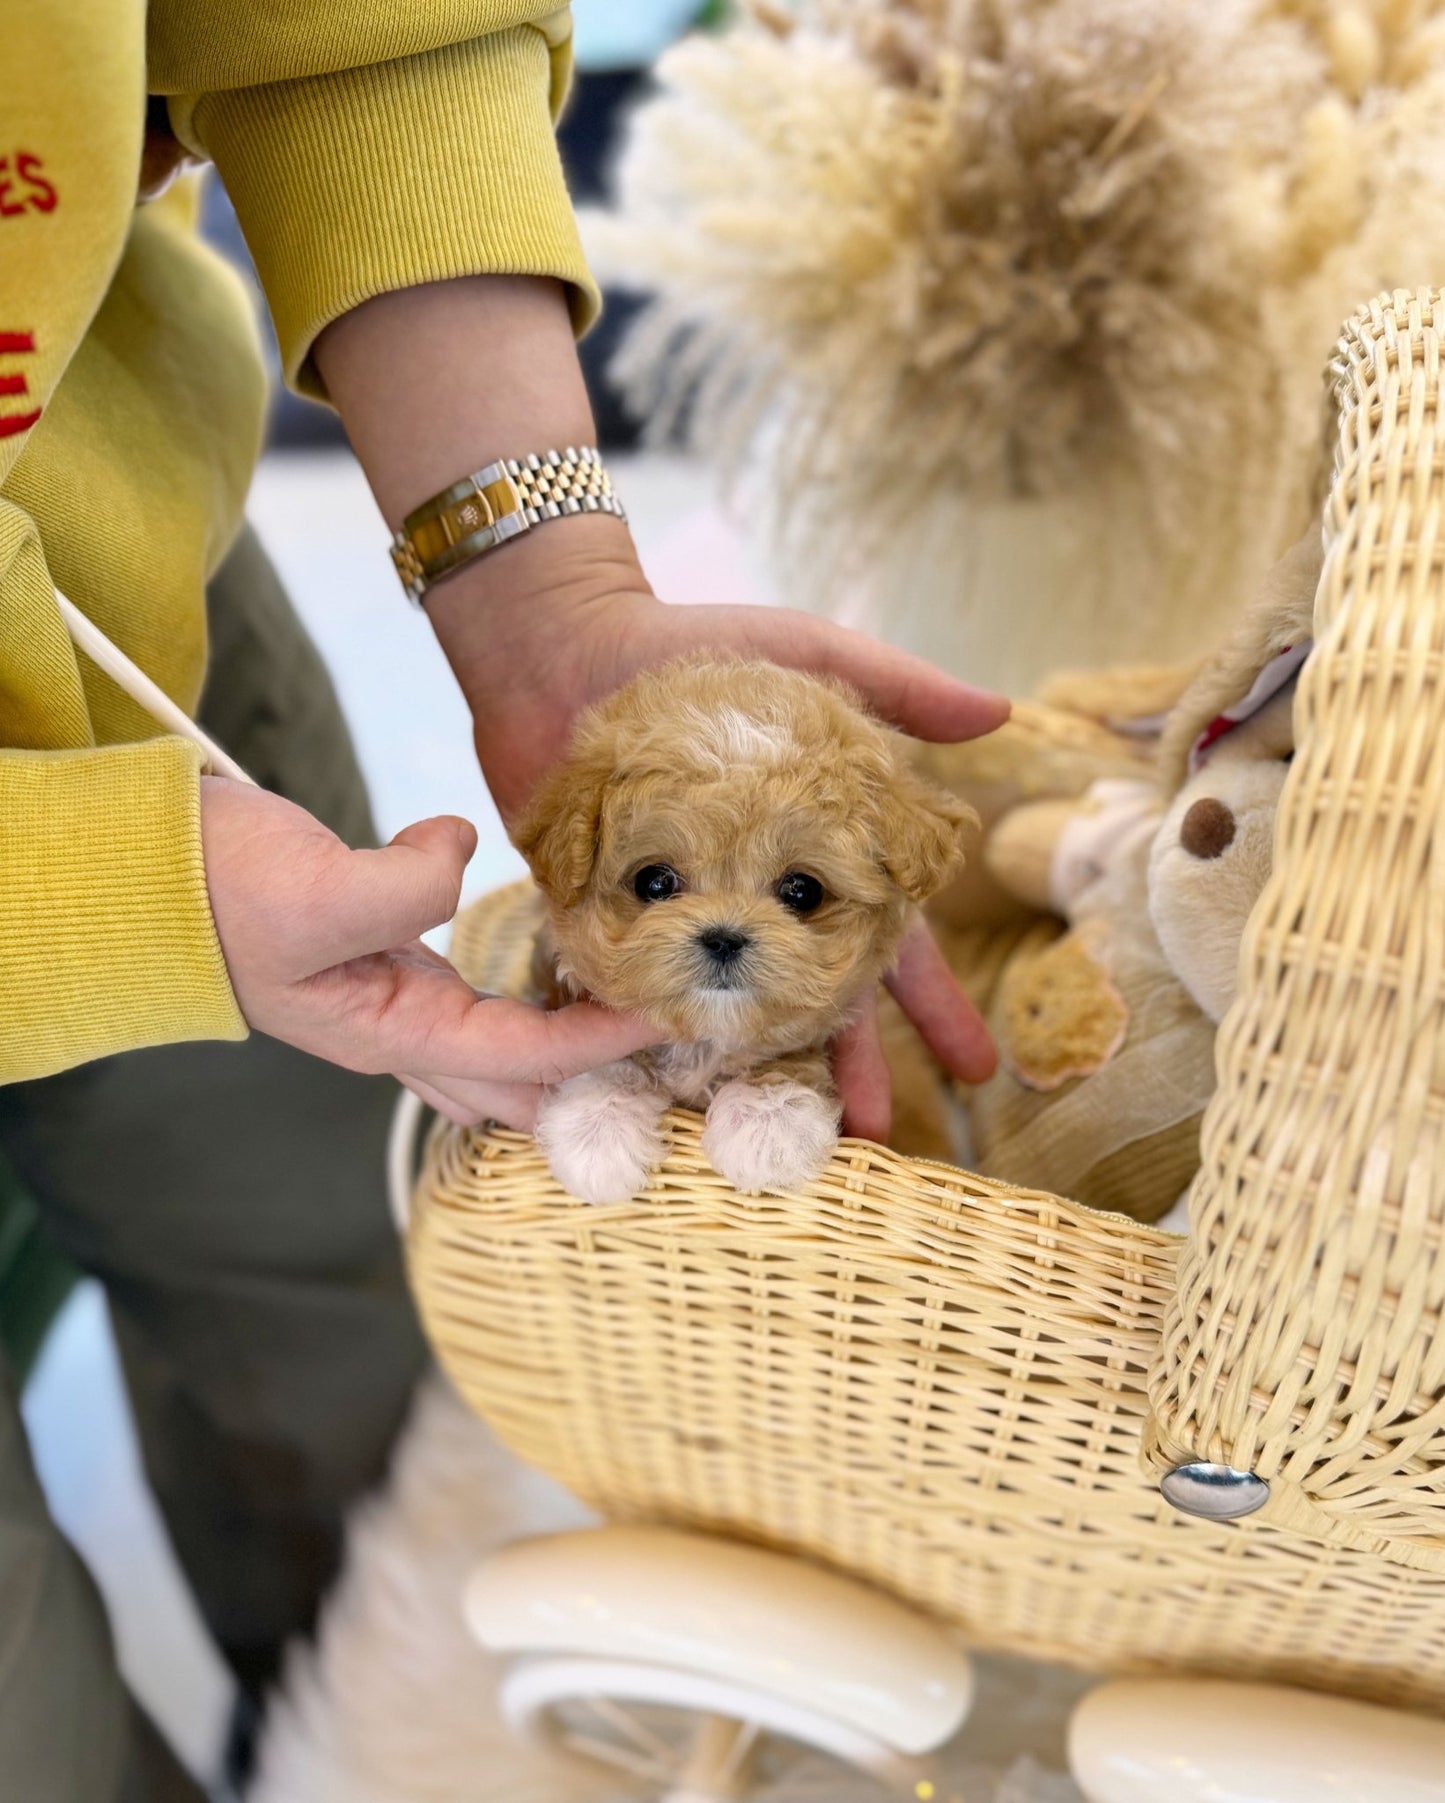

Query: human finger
left=400, top=1072, right=542, bottom=1132
left=659, top=603, right=1011, bottom=744
left=286, top=816, right=478, bottom=975
left=414, top=991, right=660, bottom=1086
left=883, top=917, right=997, bottom=1084
left=831, top=989, right=892, bottom=1143
left=299, top=950, right=657, bottom=1085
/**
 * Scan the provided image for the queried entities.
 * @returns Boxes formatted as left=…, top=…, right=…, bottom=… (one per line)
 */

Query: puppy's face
left=514, top=662, right=973, bottom=1052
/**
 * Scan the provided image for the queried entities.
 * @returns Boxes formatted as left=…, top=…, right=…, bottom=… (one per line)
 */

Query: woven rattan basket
left=409, top=291, right=1445, bottom=1711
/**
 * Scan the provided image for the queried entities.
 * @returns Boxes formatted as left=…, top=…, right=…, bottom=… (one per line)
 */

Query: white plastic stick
left=56, top=588, right=255, bottom=785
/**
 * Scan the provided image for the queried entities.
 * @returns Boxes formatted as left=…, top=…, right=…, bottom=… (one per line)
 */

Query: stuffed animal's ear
left=879, top=766, right=977, bottom=903
left=511, top=753, right=610, bottom=907
left=1160, top=529, right=1322, bottom=790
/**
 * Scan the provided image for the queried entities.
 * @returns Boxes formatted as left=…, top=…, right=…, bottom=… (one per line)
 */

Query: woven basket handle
left=1144, top=289, right=1445, bottom=1565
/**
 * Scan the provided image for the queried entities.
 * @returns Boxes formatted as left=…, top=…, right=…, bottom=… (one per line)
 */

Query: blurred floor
left=23, top=443, right=757, bottom=1788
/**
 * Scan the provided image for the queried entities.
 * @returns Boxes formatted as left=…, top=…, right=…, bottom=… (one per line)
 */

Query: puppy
left=511, top=658, right=973, bottom=1203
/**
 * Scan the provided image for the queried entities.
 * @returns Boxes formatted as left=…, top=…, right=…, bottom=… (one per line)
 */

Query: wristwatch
left=389, top=446, right=626, bottom=606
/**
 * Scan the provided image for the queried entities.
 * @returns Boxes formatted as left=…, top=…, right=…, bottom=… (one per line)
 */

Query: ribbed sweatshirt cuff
left=0, top=740, right=246, bottom=1081
left=184, top=27, right=597, bottom=401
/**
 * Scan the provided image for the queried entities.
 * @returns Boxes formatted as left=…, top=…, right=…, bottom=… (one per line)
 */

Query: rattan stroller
left=403, top=293, right=1445, bottom=1801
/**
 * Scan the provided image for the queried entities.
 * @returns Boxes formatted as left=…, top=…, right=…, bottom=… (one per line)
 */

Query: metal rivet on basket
left=1161, top=1462, right=1270, bottom=1520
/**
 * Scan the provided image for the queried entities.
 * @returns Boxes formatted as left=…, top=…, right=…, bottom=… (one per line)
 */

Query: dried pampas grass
left=591, top=0, right=1445, bottom=688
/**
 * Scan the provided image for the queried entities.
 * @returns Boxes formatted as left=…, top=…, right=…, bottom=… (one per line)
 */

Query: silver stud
left=1161, top=1462, right=1270, bottom=1520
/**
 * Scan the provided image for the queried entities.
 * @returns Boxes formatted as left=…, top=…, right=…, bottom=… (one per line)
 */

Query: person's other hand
left=200, top=776, right=655, bottom=1128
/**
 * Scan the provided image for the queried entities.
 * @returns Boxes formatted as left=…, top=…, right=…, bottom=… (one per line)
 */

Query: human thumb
left=339, top=815, right=478, bottom=952
left=391, top=815, right=479, bottom=865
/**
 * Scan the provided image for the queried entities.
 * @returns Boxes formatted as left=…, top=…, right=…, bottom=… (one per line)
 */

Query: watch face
left=392, top=452, right=619, bottom=602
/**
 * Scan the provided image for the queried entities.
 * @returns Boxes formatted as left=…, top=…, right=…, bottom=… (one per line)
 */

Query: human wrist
left=427, top=512, right=657, bottom=713
left=316, top=275, right=598, bottom=525
left=388, top=445, right=628, bottom=605
left=313, top=275, right=657, bottom=699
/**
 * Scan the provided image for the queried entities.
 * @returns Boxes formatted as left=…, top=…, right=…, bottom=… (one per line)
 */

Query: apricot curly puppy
left=512, top=659, right=973, bottom=1203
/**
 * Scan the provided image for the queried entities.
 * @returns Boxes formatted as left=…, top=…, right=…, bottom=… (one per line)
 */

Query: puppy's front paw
left=702, top=1079, right=841, bottom=1195
left=535, top=1063, right=667, bottom=1205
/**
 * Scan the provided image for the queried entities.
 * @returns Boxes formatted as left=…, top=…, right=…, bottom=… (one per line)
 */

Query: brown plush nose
left=698, top=927, right=750, bottom=965
left=1180, top=796, right=1236, bottom=859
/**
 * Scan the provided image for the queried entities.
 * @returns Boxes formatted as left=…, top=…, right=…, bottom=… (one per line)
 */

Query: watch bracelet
left=390, top=446, right=625, bottom=605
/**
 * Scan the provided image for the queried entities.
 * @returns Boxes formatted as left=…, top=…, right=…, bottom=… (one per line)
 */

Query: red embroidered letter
left=17, top=154, right=57, bottom=213
left=0, top=331, right=40, bottom=438
left=0, top=159, right=22, bottom=220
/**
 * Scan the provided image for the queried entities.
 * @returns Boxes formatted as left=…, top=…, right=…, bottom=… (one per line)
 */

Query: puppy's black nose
left=697, top=927, right=750, bottom=965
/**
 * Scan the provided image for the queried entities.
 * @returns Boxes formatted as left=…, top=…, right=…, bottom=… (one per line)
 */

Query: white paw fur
left=535, top=1062, right=667, bottom=1205
left=702, top=1078, right=841, bottom=1195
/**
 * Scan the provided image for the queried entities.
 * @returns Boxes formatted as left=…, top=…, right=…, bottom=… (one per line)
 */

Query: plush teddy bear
left=911, top=532, right=1321, bottom=1222
left=884, top=683, right=1175, bottom=1162
left=970, top=792, right=1217, bottom=1222
left=1147, top=532, right=1319, bottom=1024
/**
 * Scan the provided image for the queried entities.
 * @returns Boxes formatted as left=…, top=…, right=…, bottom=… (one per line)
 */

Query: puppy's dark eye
left=634, top=863, right=682, bottom=903
left=776, top=872, right=824, bottom=914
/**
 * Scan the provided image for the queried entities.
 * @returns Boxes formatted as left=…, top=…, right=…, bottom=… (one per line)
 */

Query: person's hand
left=833, top=917, right=998, bottom=1143
left=200, top=776, right=656, bottom=1128
left=435, top=529, right=1009, bottom=824
left=426, top=531, right=1005, bottom=1132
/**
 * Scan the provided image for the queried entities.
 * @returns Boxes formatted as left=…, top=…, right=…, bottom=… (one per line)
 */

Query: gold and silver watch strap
left=390, top=446, right=626, bottom=606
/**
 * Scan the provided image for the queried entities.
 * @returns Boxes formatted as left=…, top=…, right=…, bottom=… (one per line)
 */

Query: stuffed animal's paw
left=702, top=1079, right=841, bottom=1194
left=999, top=932, right=1130, bottom=1091
left=535, top=1063, right=668, bottom=1205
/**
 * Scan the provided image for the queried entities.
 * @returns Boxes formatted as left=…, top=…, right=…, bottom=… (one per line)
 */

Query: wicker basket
left=409, top=291, right=1445, bottom=1711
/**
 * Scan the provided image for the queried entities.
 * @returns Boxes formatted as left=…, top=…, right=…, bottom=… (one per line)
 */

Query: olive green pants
left=0, top=525, right=428, bottom=1800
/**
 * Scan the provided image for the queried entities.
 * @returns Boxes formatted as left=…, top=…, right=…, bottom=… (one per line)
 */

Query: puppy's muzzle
left=697, top=926, right=750, bottom=967
left=695, top=927, right=752, bottom=990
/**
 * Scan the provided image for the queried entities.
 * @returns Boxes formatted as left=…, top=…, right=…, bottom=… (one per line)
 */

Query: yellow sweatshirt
left=0, top=1, right=592, bottom=1081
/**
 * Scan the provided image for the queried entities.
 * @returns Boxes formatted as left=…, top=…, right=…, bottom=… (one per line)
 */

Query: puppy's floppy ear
left=878, top=766, right=977, bottom=903
left=511, top=751, right=611, bottom=908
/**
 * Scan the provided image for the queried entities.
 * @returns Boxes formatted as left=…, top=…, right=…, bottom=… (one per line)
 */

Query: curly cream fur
left=513, top=659, right=972, bottom=1198
left=592, top=0, right=1445, bottom=688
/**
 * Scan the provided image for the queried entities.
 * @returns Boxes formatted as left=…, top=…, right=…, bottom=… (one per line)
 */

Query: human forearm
left=314, top=274, right=648, bottom=717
